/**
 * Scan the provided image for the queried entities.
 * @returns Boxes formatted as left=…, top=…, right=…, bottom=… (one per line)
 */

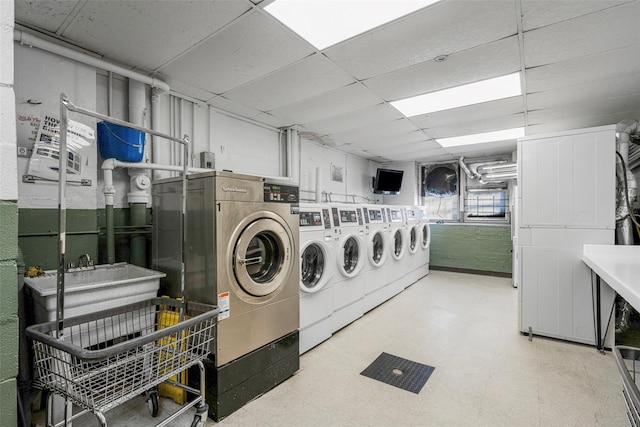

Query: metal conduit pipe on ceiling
left=14, top=29, right=170, bottom=93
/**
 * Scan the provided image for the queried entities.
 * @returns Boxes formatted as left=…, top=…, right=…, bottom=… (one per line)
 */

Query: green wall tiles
left=0, top=201, right=18, bottom=260
left=0, top=317, right=18, bottom=381
left=18, top=209, right=98, bottom=270
left=0, top=261, right=17, bottom=324
left=430, top=223, right=512, bottom=274
left=0, top=379, right=17, bottom=426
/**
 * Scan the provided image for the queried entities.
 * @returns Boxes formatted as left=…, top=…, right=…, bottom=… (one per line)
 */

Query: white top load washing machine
left=385, top=205, right=408, bottom=298
left=298, top=203, right=335, bottom=354
left=330, top=204, right=365, bottom=332
left=361, top=204, right=390, bottom=313
left=404, top=205, right=422, bottom=287
left=415, top=205, right=431, bottom=278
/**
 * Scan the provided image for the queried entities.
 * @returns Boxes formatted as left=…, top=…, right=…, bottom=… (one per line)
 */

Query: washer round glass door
left=234, top=217, right=293, bottom=297
left=393, top=229, right=404, bottom=259
left=370, top=231, right=385, bottom=266
left=301, top=242, right=326, bottom=293
left=409, top=227, right=418, bottom=252
left=421, top=224, right=431, bottom=249
left=342, top=236, right=360, bottom=274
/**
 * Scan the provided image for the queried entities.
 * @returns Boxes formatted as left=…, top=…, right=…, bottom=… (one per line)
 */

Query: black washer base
left=203, top=330, right=299, bottom=422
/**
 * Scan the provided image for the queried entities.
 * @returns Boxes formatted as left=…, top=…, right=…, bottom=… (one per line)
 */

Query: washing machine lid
left=300, top=241, right=330, bottom=293
left=233, top=217, right=294, bottom=297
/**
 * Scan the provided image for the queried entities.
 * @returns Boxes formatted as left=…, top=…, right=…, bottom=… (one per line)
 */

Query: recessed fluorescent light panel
left=264, top=0, right=440, bottom=50
left=436, top=127, right=525, bottom=148
left=391, top=73, right=522, bottom=117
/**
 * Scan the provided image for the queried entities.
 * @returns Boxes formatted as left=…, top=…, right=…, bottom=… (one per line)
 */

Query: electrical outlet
left=17, top=146, right=29, bottom=157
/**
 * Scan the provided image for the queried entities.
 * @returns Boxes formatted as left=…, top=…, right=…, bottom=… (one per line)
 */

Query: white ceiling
left=14, top=0, right=640, bottom=163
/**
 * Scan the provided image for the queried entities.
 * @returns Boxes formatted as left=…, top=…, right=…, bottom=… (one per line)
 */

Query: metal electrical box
left=200, top=151, right=215, bottom=169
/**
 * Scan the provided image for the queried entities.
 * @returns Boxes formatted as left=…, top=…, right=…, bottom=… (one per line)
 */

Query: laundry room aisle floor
left=58, top=270, right=627, bottom=426
left=214, top=270, right=627, bottom=427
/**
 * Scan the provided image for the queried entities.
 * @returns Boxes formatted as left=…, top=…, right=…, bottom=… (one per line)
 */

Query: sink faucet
left=78, top=253, right=94, bottom=268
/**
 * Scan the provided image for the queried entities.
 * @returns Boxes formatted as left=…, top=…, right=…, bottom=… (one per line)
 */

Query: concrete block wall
left=0, top=1, right=18, bottom=424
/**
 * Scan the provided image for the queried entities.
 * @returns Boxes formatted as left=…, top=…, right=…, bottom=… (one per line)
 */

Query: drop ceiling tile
left=523, top=1, right=639, bottom=68
left=527, top=93, right=640, bottom=124
left=409, top=97, right=525, bottom=129
left=208, top=96, right=265, bottom=121
left=521, top=0, right=630, bottom=31
left=365, top=140, right=441, bottom=157
left=159, top=10, right=314, bottom=94
left=301, top=104, right=404, bottom=135
left=526, top=45, right=640, bottom=93
left=425, top=113, right=526, bottom=139
left=385, top=148, right=452, bottom=162
left=350, top=130, right=429, bottom=151
left=268, top=83, right=381, bottom=124
left=61, top=1, right=251, bottom=70
left=527, top=110, right=640, bottom=135
left=364, top=36, right=521, bottom=101
left=527, top=73, right=640, bottom=110
left=324, top=0, right=517, bottom=80
left=443, top=140, right=517, bottom=156
left=15, top=0, right=82, bottom=33
left=222, top=54, right=355, bottom=112
left=251, top=112, right=293, bottom=129
left=328, top=118, right=420, bottom=145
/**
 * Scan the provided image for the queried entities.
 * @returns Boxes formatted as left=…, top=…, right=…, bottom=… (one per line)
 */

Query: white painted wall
left=299, top=138, right=380, bottom=204
left=13, top=46, right=383, bottom=210
left=14, top=44, right=97, bottom=209
left=381, top=161, right=419, bottom=206
left=0, top=0, right=17, bottom=201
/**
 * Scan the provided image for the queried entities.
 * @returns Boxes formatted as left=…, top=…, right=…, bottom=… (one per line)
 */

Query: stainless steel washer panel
left=154, top=171, right=299, bottom=367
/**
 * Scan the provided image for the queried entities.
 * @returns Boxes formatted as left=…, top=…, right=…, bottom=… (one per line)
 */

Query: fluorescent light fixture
left=391, top=73, right=522, bottom=117
left=264, top=0, right=440, bottom=50
left=436, top=127, right=525, bottom=148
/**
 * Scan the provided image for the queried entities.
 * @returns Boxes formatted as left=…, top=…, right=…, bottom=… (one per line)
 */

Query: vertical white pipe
left=315, top=167, right=322, bottom=203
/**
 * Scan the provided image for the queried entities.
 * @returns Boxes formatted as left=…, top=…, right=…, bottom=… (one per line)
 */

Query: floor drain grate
left=360, top=352, right=435, bottom=394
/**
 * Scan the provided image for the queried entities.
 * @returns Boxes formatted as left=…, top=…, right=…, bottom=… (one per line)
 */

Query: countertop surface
left=582, top=244, right=640, bottom=311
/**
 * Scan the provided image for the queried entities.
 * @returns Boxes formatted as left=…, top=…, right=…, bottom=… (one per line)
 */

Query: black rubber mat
left=360, top=352, right=435, bottom=394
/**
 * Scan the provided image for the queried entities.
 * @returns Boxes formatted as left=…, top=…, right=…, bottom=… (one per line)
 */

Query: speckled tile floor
left=50, top=270, right=628, bottom=427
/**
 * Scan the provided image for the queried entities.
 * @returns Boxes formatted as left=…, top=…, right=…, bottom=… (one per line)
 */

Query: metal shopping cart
left=26, top=94, right=214, bottom=426
left=27, top=298, right=217, bottom=426
left=613, top=346, right=640, bottom=426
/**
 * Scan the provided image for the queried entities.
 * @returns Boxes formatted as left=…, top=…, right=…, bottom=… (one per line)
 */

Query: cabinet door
left=518, top=126, right=615, bottom=229
left=520, top=245, right=595, bottom=344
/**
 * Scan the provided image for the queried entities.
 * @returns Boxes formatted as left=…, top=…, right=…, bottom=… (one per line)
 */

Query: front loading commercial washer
left=153, top=171, right=300, bottom=421
left=298, top=203, right=335, bottom=354
left=415, top=205, right=431, bottom=278
left=386, top=205, right=407, bottom=298
left=361, top=204, right=390, bottom=313
left=330, top=204, right=365, bottom=332
left=404, top=205, right=422, bottom=287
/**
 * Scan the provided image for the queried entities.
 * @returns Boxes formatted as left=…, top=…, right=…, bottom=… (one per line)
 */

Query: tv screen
left=373, top=168, right=403, bottom=194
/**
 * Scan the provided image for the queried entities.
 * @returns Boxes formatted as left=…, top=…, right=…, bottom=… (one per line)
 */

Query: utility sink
left=25, top=262, right=165, bottom=323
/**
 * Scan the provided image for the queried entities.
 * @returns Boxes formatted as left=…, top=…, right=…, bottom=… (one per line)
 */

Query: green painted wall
left=18, top=208, right=152, bottom=271
left=430, top=223, right=513, bottom=274
left=0, top=200, right=18, bottom=427
left=18, top=209, right=99, bottom=271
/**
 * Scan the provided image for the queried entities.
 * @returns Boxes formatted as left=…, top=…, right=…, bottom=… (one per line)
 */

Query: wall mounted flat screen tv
left=373, top=168, right=403, bottom=195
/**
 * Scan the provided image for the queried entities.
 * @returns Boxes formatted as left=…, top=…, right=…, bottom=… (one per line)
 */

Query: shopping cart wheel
left=191, top=402, right=208, bottom=427
left=191, top=415, right=205, bottom=427
left=147, top=390, right=159, bottom=417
